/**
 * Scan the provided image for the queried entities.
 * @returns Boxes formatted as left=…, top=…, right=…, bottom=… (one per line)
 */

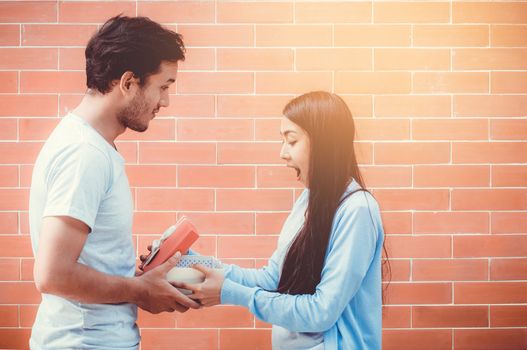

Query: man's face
left=117, top=61, right=178, bottom=132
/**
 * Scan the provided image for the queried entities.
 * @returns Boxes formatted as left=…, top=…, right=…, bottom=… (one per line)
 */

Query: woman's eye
left=288, top=141, right=297, bottom=146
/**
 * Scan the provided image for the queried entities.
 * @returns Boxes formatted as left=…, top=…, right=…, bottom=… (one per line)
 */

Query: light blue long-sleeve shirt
left=220, top=180, right=384, bottom=350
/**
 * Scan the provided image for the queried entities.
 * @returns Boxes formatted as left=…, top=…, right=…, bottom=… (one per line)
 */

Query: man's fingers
left=156, top=251, right=181, bottom=274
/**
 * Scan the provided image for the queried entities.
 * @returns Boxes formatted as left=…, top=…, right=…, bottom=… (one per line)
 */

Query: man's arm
left=34, top=216, right=200, bottom=314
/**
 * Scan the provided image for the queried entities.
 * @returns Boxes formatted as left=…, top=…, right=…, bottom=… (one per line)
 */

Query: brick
left=255, top=212, right=289, bottom=235
left=414, top=306, right=488, bottom=328
left=177, top=306, right=253, bottom=328
left=413, top=72, right=489, bottom=93
left=155, top=95, right=214, bottom=118
left=453, top=2, right=527, bottom=24
left=141, top=329, right=218, bottom=350
left=220, top=329, right=271, bottom=350
left=19, top=118, right=59, bottom=141
left=218, top=48, right=293, bottom=71
left=136, top=189, right=214, bottom=211
left=177, top=72, right=253, bottom=94
left=455, top=282, right=527, bottom=304
left=20, top=305, right=38, bottom=328
left=375, top=95, right=451, bottom=118
left=341, top=95, right=373, bottom=118
left=453, top=49, right=527, bottom=70
left=456, top=95, right=527, bottom=117
left=454, top=235, right=527, bottom=258
left=336, top=72, right=410, bottom=94
left=375, top=48, right=450, bottom=70
left=491, top=72, right=527, bottom=94
left=386, top=259, right=411, bottom=282
left=217, top=2, right=293, bottom=24
left=0, top=329, right=32, bottom=350
left=295, top=2, right=371, bottom=23
left=491, top=305, right=527, bottom=327
left=138, top=142, right=216, bottom=164
left=0, top=142, right=42, bottom=164
left=179, top=165, right=255, bottom=188
left=178, top=25, right=253, bottom=47
left=413, top=25, right=488, bottom=47
left=0, top=2, right=56, bottom=23
left=453, top=142, right=527, bottom=164
left=0, top=259, right=20, bottom=281
left=132, top=212, right=176, bottom=235
left=335, top=25, right=411, bottom=46
left=118, top=119, right=175, bottom=142
left=381, top=212, right=412, bottom=235
left=0, top=119, right=17, bottom=140
left=217, top=189, right=293, bottom=211
left=0, top=95, right=57, bottom=117
left=382, top=306, right=411, bottom=328
left=355, top=142, right=373, bottom=165
left=256, top=25, right=332, bottom=47
left=414, top=165, right=490, bottom=188
left=137, top=309, right=175, bottom=328
left=0, top=212, right=18, bottom=235
left=22, top=24, right=96, bottom=47
left=414, top=119, right=488, bottom=141
left=0, top=305, right=18, bottom=327
left=58, top=48, right=84, bottom=70
left=19, top=165, right=33, bottom=187
left=374, top=2, right=450, bottom=23
left=218, top=142, right=281, bottom=165
left=178, top=118, right=253, bottom=141
left=491, top=25, right=527, bottom=47
left=0, top=48, right=57, bottom=69
left=360, top=166, right=412, bottom=188
left=256, top=165, right=302, bottom=189
left=386, top=235, right=450, bottom=259
left=179, top=212, right=254, bottom=235
left=218, top=235, right=277, bottom=259
left=217, top=95, right=292, bottom=118
left=413, top=259, right=488, bottom=281
left=375, top=142, right=450, bottom=165
left=255, top=118, right=281, bottom=141
left=453, top=189, right=527, bottom=211
left=114, top=142, right=137, bottom=164
left=19, top=212, right=29, bottom=235
left=138, top=2, right=215, bottom=24
left=385, top=282, right=452, bottom=305
left=0, top=72, right=17, bottom=94
left=492, top=212, right=527, bottom=234
left=177, top=48, right=214, bottom=71
left=414, top=211, right=489, bottom=234
left=0, top=189, right=29, bottom=210
left=374, top=189, right=449, bottom=210
left=383, top=330, right=452, bottom=350
left=126, top=165, right=177, bottom=187
left=0, top=282, right=40, bottom=303
left=296, top=48, right=372, bottom=71
left=0, top=24, right=20, bottom=46
left=491, top=120, right=527, bottom=141
left=59, top=1, right=135, bottom=23
left=492, top=165, right=527, bottom=187
left=20, top=258, right=33, bottom=281
left=256, top=72, right=331, bottom=94
left=491, top=258, right=527, bottom=281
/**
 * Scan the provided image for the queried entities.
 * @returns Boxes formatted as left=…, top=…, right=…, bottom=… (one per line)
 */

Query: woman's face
left=279, top=117, right=310, bottom=187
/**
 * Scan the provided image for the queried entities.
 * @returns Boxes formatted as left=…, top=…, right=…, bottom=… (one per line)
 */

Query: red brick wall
left=0, top=1, right=526, bottom=349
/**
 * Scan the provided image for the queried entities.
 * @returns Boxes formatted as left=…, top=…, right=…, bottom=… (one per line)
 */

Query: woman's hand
left=173, top=264, right=225, bottom=307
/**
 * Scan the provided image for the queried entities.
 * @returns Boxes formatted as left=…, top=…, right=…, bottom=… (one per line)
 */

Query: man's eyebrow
left=165, top=78, right=175, bottom=83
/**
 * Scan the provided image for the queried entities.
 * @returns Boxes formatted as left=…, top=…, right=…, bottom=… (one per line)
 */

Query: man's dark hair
left=85, top=15, right=185, bottom=94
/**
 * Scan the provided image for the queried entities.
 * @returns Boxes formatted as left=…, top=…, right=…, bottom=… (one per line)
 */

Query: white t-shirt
left=29, top=113, right=139, bottom=349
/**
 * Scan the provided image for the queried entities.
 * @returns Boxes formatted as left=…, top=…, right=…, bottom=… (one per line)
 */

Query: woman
left=178, top=91, right=387, bottom=350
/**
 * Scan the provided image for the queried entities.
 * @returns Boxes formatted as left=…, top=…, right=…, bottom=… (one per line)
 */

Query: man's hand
left=133, top=253, right=201, bottom=314
left=172, top=264, right=225, bottom=307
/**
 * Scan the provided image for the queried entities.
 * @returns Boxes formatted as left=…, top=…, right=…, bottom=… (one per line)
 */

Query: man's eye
left=161, top=86, right=169, bottom=91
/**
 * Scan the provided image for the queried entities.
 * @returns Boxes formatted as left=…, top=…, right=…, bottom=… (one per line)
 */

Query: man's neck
left=71, top=91, right=127, bottom=146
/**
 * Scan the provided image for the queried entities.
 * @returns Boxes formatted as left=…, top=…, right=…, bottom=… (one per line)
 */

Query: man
left=28, top=16, right=200, bottom=349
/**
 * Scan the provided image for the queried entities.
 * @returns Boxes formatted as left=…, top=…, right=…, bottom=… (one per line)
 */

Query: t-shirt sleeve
left=43, top=143, right=111, bottom=231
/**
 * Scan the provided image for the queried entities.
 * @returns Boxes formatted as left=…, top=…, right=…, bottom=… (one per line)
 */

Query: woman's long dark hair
left=277, top=91, right=390, bottom=297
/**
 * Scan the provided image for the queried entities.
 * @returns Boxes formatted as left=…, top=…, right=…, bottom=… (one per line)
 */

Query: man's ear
left=118, top=71, right=139, bottom=96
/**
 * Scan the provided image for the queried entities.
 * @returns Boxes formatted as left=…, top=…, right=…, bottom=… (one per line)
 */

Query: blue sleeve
left=220, top=195, right=380, bottom=333
left=222, top=248, right=282, bottom=290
